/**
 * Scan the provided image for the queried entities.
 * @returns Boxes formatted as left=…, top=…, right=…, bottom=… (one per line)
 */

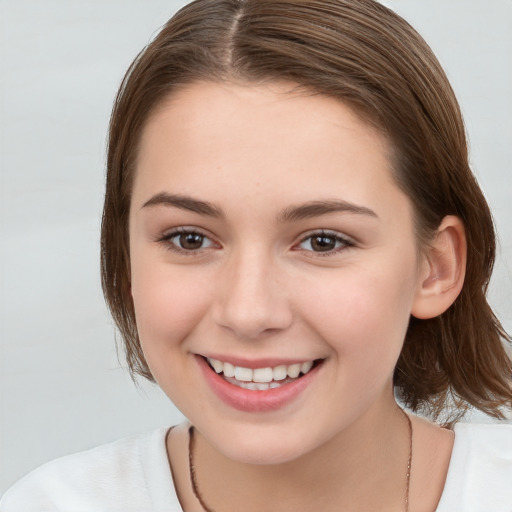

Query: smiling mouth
left=205, top=357, right=322, bottom=391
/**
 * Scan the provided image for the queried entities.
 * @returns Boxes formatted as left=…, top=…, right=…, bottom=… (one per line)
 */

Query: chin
left=223, top=441, right=308, bottom=466
left=199, top=420, right=321, bottom=466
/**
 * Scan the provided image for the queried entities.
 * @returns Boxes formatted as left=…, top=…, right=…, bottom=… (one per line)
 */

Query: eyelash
left=156, top=228, right=355, bottom=256
left=156, top=227, right=216, bottom=255
left=295, top=230, right=355, bottom=256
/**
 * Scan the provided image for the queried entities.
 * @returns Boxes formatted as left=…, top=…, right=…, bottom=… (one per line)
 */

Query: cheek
left=294, top=258, right=418, bottom=366
left=130, top=258, right=213, bottom=354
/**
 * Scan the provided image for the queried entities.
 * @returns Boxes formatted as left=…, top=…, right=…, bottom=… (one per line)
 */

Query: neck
left=190, top=393, right=411, bottom=512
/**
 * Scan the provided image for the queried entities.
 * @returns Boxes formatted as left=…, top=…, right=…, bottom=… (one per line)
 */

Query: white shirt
left=0, top=428, right=180, bottom=512
left=435, top=423, right=512, bottom=511
left=1, top=423, right=511, bottom=511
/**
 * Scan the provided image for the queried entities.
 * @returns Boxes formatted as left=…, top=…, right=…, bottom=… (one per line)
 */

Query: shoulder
left=436, top=422, right=512, bottom=512
left=0, top=427, right=181, bottom=512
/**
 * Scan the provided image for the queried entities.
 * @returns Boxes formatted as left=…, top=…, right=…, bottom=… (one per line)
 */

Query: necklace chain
left=189, top=427, right=215, bottom=512
left=404, top=408, right=413, bottom=512
left=189, top=409, right=413, bottom=512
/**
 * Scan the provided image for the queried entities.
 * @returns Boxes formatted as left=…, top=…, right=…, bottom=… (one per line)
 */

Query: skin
left=129, top=81, right=459, bottom=511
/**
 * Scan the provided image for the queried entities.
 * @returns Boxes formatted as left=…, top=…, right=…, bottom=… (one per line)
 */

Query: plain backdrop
left=1, top=0, right=511, bottom=494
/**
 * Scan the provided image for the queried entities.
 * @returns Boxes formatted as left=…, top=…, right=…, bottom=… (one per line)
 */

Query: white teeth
left=253, top=367, right=273, bottom=383
left=234, top=366, right=253, bottom=382
left=210, top=359, right=223, bottom=373
left=287, top=363, right=301, bottom=378
left=224, top=378, right=282, bottom=391
left=207, top=357, right=317, bottom=387
left=223, top=362, right=235, bottom=378
left=301, top=361, right=313, bottom=374
left=273, top=365, right=287, bottom=381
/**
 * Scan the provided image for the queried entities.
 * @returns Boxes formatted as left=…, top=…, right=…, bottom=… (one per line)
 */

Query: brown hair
left=101, top=0, right=512, bottom=423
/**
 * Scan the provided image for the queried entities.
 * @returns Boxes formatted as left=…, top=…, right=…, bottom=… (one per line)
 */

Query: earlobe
left=411, top=216, right=467, bottom=320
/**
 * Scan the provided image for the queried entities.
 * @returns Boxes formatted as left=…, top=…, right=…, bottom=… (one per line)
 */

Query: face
left=129, top=81, right=426, bottom=464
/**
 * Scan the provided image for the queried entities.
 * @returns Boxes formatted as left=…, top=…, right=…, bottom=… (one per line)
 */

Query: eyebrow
left=141, top=193, right=377, bottom=222
left=141, top=192, right=224, bottom=218
left=277, top=200, right=378, bottom=223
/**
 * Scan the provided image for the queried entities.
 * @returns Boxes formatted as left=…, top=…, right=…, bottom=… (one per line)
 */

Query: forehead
left=132, top=81, right=408, bottom=225
left=138, top=81, right=389, bottom=163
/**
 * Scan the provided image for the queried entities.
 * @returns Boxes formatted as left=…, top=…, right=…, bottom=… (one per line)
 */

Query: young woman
left=2, top=1, right=511, bottom=511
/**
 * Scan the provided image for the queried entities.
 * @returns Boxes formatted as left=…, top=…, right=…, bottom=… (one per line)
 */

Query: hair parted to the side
left=101, top=0, right=512, bottom=423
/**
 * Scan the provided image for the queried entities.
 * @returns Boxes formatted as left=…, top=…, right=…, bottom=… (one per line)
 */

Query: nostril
left=212, top=303, right=294, bottom=340
left=210, top=265, right=293, bottom=339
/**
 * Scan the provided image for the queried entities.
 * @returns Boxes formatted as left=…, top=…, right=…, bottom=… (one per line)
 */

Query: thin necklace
left=404, top=409, right=413, bottom=512
left=189, top=410, right=413, bottom=512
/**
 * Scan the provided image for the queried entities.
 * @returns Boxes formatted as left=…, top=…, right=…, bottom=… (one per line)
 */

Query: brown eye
left=179, top=232, right=205, bottom=250
left=162, top=229, right=215, bottom=252
left=298, top=231, right=352, bottom=254
left=310, top=235, right=337, bottom=252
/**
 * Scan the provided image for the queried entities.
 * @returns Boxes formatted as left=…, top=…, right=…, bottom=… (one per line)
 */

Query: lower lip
left=196, top=356, right=322, bottom=413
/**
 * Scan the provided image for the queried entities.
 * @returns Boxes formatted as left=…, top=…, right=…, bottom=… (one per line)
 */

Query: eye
left=297, top=231, right=353, bottom=254
left=159, top=228, right=216, bottom=253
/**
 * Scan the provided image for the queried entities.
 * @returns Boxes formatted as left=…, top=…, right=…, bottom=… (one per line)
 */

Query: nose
left=212, top=248, right=293, bottom=340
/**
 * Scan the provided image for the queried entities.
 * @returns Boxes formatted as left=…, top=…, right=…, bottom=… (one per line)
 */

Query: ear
left=411, top=215, right=467, bottom=320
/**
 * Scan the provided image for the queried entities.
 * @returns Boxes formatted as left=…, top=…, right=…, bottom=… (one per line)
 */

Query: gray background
left=1, top=0, right=511, bottom=494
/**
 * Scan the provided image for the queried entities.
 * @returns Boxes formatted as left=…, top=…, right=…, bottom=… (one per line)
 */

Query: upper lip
left=198, top=353, right=322, bottom=369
